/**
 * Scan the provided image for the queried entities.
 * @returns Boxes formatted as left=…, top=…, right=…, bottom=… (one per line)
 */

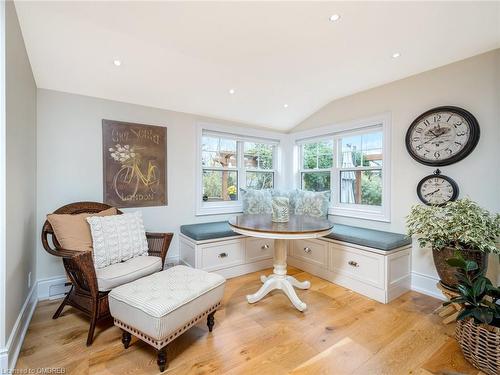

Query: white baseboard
left=37, top=275, right=70, bottom=301
left=0, top=282, right=38, bottom=371
left=411, top=271, right=445, bottom=301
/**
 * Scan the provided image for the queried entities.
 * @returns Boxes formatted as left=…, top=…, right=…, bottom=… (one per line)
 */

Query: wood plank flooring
left=16, top=267, right=484, bottom=374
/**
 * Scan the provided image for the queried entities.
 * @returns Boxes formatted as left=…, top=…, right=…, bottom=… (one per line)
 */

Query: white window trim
left=291, top=113, right=391, bottom=222
left=195, top=122, right=285, bottom=216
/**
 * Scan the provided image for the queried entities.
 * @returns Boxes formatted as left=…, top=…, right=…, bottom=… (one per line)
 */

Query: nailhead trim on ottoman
left=114, top=301, right=221, bottom=350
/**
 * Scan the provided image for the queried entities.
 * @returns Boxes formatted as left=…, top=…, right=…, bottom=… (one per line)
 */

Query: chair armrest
left=41, top=228, right=86, bottom=259
left=146, top=232, right=174, bottom=268
left=64, top=251, right=99, bottom=297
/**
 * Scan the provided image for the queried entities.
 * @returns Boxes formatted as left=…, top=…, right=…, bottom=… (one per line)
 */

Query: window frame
left=196, top=122, right=283, bottom=216
left=293, top=114, right=391, bottom=222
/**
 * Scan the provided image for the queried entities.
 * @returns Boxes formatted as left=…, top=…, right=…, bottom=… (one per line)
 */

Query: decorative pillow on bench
left=46, top=207, right=117, bottom=252
left=293, top=190, right=330, bottom=218
left=87, top=211, right=148, bottom=269
left=241, top=188, right=273, bottom=214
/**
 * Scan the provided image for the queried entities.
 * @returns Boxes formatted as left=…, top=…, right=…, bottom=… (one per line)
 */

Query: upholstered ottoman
left=108, top=265, right=226, bottom=372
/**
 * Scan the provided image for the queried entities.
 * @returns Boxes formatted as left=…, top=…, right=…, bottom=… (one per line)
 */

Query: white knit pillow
left=87, top=211, right=148, bottom=269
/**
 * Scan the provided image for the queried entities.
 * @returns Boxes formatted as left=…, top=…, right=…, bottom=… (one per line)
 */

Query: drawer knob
left=261, top=244, right=270, bottom=250
left=348, top=260, right=359, bottom=267
left=218, top=252, right=228, bottom=258
left=303, top=247, right=312, bottom=254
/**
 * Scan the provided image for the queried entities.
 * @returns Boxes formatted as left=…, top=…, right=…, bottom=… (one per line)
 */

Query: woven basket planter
left=456, top=318, right=500, bottom=375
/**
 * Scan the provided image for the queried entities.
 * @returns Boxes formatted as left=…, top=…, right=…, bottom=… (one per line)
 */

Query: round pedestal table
left=229, top=214, right=333, bottom=312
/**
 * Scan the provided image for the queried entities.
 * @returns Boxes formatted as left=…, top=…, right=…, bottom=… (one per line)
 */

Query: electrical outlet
left=28, top=272, right=32, bottom=288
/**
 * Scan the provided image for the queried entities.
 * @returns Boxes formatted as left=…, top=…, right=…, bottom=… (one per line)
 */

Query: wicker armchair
left=41, top=201, right=173, bottom=346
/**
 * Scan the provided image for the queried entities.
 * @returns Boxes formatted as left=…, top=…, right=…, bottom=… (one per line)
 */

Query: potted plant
left=407, top=198, right=499, bottom=290
left=444, top=255, right=499, bottom=375
left=227, top=185, right=237, bottom=200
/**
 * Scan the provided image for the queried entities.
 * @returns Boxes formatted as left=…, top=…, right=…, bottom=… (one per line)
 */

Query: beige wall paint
left=5, top=0, right=37, bottom=341
left=36, top=89, right=281, bottom=279
left=292, top=49, right=500, bottom=283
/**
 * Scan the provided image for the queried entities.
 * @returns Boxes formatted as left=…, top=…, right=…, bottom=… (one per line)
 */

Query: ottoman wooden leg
left=122, top=330, right=131, bottom=349
left=207, top=311, right=215, bottom=332
left=157, top=346, right=168, bottom=372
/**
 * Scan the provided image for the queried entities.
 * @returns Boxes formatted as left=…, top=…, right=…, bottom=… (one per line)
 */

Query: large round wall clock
left=417, top=169, right=459, bottom=206
left=406, top=106, right=480, bottom=166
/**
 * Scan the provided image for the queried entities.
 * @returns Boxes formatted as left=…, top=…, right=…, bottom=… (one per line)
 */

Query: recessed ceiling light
left=229, top=89, right=235, bottom=95
left=283, top=104, right=289, bottom=108
left=329, top=14, right=341, bottom=22
left=113, top=59, right=122, bottom=66
left=392, top=52, right=401, bottom=59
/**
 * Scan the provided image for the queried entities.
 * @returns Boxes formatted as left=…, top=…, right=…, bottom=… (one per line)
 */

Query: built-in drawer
left=292, top=239, right=328, bottom=268
left=201, top=239, right=244, bottom=271
left=246, top=238, right=273, bottom=263
left=330, top=243, right=384, bottom=288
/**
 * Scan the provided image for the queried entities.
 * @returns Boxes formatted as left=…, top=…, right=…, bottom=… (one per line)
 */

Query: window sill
left=329, top=206, right=390, bottom=222
left=196, top=203, right=243, bottom=216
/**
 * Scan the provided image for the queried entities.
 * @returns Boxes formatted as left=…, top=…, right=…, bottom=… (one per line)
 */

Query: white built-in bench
left=179, top=221, right=412, bottom=304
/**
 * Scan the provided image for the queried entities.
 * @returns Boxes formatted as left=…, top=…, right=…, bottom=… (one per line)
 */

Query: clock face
left=406, top=106, right=480, bottom=166
left=417, top=174, right=459, bottom=206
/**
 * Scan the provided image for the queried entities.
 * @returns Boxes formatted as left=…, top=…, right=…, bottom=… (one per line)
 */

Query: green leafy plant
left=406, top=198, right=500, bottom=253
left=445, top=254, right=500, bottom=327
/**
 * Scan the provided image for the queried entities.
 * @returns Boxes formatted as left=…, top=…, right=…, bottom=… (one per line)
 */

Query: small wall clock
left=417, top=169, right=459, bottom=206
left=406, top=106, right=480, bottom=166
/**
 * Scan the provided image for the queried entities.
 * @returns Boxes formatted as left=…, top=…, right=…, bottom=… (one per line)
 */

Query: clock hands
left=424, top=189, right=440, bottom=198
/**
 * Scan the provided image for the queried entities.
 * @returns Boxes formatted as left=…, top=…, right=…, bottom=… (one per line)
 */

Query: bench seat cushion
left=96, top=255, right=162, bottom=291
left=108, top=265, right=225, bottom=341
left=325, top=224, right=411, bottom=251
left=180, top=221, right=240, bottom=241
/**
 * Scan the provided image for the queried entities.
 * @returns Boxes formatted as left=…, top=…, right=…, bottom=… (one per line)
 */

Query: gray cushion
left=325, top=224, right=411, bottom=251
left=180, top=221, right=241, bottom=241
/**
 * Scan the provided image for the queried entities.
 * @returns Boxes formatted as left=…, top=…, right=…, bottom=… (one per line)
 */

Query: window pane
left=246, top=171, right=274, bottom=189
left=302, top=140, right=333, bottom=169
left=340, top=170, right=382, bottom=206
left=341, top=135, right=362, bottom=167
left=201, top=136, right=237, bottom=168
left=202, top=170, right=238, bottom=202
left=318, top=154, right=333, bottom=169
left=244, top=142, right=274, bottom=170
left=301, top=172, right=331, bottom=192
left=362, top=132, right=383, bottom=167
left=341, top=132, right=383, bottom=168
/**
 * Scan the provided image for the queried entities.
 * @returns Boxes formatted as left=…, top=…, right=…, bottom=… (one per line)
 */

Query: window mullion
left=238, top=141, right=245, bottom=191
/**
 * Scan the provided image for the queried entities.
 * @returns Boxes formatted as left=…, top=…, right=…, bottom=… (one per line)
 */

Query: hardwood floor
left=17, top=267, right=483, bottom=375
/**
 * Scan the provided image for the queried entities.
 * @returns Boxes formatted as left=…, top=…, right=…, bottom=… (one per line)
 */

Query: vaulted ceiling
left=15, top=1, right=500, bottom=131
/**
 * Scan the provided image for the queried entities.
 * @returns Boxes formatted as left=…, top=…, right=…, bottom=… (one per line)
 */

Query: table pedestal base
left=246, top=238, right=310, bottom=312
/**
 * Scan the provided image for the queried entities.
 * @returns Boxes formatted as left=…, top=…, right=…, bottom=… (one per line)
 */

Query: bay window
left=197, top=126, right=279, bottom=215
left=296, top=116, right=390, bottom=222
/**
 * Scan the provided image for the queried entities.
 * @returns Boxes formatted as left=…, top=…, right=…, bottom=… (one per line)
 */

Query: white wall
left=291, top=49, right=500, bottom=286
left=4, top=0, right=36, bottom=346
left=36, top=89, right=282, bottom=279
left=36, top=50, right=500, bottom=290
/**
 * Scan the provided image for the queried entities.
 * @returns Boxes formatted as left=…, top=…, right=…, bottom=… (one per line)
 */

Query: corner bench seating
left=180, top=221, right=412, bottom=304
